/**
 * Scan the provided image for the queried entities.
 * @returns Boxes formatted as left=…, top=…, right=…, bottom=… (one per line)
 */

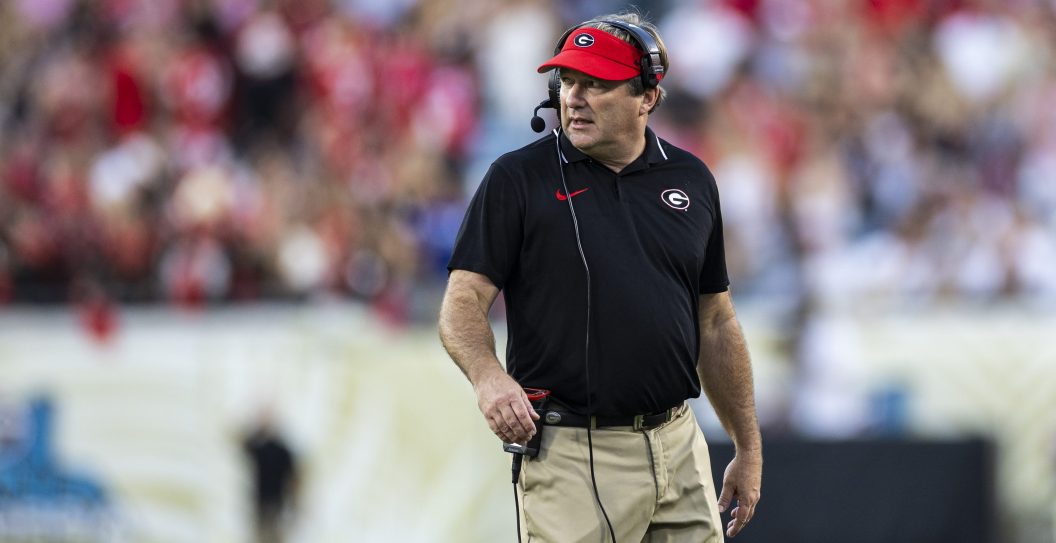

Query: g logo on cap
left=573, top=33, right=595, bottom=47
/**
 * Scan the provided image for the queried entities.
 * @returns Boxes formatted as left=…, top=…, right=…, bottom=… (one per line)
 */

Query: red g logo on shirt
left=661, top=189, right=690, bottom=210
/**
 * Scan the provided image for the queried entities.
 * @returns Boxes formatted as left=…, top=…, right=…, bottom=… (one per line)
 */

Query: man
left=439, top=12, right=762, bottom=542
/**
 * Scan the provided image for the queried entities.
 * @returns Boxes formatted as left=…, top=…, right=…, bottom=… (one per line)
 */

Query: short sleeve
left=447, top=162, right=524, bottom=289
left=699, top=177, right=730, bottom=293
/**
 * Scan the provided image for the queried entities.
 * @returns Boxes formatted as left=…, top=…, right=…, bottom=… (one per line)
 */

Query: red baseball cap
left=537, top=27, right=643, bottom=81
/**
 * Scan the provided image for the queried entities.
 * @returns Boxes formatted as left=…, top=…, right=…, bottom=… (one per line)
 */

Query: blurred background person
left=243, top=410, right=300, bottom=543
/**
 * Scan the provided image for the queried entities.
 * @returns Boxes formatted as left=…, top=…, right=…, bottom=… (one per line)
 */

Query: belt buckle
left=632, top=414, right=645, bottom=431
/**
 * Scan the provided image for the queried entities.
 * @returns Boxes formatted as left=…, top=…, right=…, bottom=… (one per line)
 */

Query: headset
left=517, top=18, right=666, bottom=543
left=530, top=19, right=665, bottom=133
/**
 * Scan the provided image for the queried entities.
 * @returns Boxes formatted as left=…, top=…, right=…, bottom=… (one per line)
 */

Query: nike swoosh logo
left=556, top=188, right=589, bottom=201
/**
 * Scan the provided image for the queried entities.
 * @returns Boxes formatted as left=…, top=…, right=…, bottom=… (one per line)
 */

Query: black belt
left=538, top=404, right=683, bottom=431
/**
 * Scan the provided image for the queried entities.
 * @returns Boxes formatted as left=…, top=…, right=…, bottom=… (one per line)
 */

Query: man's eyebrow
left=559, top=71, right=607, bottom=84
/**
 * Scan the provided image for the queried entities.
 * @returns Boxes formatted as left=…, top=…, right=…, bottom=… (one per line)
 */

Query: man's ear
left=640, top=87, right=660, bottom=115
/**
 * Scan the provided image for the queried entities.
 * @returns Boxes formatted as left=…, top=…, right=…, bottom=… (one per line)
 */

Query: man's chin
left=565, top=131, right=596, bottom=151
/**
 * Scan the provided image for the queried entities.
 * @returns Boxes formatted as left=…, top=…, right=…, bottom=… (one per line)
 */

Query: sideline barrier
left=708, top=439, right=995, bottom=543
left=0, top=305, right=1052, bottom=542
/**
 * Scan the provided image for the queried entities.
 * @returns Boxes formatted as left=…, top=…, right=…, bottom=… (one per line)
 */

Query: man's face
left=559, top=69, right=646, bottom=158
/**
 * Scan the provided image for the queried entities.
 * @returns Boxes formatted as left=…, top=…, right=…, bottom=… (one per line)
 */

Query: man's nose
left=564, top=84, right=587, bottom=107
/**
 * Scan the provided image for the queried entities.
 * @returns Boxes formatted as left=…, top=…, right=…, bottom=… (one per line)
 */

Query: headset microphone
left=530, top=99, right=552, bottom=133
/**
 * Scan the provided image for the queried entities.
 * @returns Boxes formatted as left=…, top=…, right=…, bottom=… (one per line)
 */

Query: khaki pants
left=518, top=403, right=724, bottom=543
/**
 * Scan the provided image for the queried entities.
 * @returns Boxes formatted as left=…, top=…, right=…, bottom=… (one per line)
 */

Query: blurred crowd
left=0, top=0, right=482, bottom=321
left=2, top=0, right=1056, bottom=319
left=645, top=0, right=1056, bottom=312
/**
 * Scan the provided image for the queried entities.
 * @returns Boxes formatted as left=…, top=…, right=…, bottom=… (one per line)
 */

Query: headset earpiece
left=548, top=70, right=561, bottom=109
left=600, top=19, right=664, bottom=90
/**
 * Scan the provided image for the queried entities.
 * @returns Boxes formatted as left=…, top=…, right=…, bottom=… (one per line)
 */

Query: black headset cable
left=555, top=132, right=617, bottom=543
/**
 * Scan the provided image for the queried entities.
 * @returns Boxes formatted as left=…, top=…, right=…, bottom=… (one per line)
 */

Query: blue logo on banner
left=0, top=397, right=116, bottom=538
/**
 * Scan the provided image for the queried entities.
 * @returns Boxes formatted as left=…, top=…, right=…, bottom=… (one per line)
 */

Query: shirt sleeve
left=699, top=174, right=730, bottom=294
left=447, top=161, right=524, bottom=289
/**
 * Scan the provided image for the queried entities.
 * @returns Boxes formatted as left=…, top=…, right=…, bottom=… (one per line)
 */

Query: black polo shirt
left=448, top=127, right=729, bottom=416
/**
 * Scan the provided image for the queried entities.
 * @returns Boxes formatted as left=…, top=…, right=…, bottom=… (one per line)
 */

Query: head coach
left=439, top=11, right=762, bottom=542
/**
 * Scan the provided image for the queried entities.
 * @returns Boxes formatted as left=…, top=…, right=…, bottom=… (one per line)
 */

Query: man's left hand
left=717, top=449, right=762, bottom=538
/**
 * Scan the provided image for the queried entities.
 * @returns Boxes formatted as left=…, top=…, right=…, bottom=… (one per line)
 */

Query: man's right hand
left=438, top=271, right=539, bottom=444
left=473, top=367, right=540, bottom=444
